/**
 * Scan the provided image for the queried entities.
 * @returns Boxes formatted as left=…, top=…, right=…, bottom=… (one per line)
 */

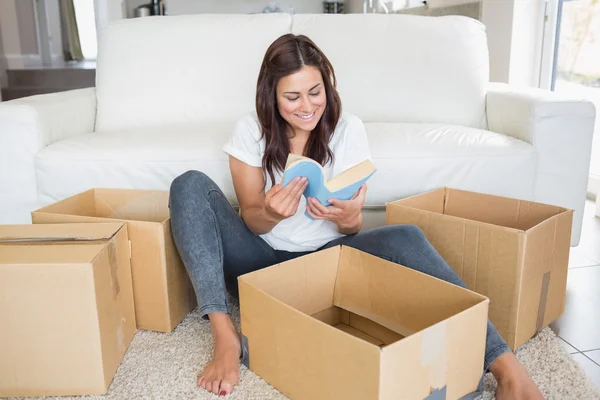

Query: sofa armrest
left=0, top=88, right=96, bottom=201
left=486, top=82, right=596, bottom=245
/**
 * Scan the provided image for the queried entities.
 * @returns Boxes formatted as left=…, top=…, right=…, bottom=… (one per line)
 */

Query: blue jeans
left=169, top=170, right=511, bottom=372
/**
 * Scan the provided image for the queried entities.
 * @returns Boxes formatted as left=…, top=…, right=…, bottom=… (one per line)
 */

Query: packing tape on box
left=108, top=240, right=121, bottom=299
left=425, top=387, right=447, bottom=400
left=421, top=320, right=485, bottom=400
left=536, top=271, right=551, bottom=331
left=421, top=321, right=447, bottom=399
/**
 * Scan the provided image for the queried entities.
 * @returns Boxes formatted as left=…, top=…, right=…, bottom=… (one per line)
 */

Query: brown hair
left=256, top=34, right=342, bottom=187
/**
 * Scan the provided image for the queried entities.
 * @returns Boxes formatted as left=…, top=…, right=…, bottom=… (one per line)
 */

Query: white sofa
left=0, top=13, right=596, bottom=245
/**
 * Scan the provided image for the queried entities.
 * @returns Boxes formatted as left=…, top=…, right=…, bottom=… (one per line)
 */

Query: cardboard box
left=386, top=188, right=573, bottom=350
left=0, top=223, right=136, bottom=397
left=31, top=188, right=196, bottom=332
left=239, top=245, right=489, bottom=400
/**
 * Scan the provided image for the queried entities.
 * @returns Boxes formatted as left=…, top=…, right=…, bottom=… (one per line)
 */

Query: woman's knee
left=387, top=224, right=427, bottom=242
left=377, top=224, right=430, bottom=252
left=169, top=171, right=218, bottom=213
left=170, top=170, right=214, bottom=198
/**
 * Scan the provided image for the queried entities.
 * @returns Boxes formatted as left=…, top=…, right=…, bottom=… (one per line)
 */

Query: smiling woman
left=256, top=34, right=342, bottom=188
left=168, top=33, right=543, bottom=399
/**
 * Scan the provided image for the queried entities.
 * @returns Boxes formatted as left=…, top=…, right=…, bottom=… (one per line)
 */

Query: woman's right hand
left=264, top=177, right=308, bottom=222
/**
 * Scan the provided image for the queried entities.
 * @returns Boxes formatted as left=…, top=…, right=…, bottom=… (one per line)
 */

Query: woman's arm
left=229, top=156, right=307, bottom=235
left=337, top=212, right=363, bottom=235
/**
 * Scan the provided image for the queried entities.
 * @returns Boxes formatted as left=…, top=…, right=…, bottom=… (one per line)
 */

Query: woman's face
left=276, top=65, right=327, bottom=136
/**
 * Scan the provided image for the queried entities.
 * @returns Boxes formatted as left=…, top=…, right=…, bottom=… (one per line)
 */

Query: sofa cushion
left=35, top=123, right=535, bottom=207
left=365, top=123, right=536, bottom=204
left=292, top=14, right=489, bottom=129
left=35, top=125, right=235, bottom=204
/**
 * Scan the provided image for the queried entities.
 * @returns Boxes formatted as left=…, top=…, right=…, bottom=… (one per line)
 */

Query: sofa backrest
left=94, top=14, right=292, bottom=132
left=292, top=14, right=489, bottom=128
left=94, top=13, right=489, bottom=132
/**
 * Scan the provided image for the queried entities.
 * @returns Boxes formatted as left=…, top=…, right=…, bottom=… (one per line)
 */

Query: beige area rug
left=13, top=305, right=600, bottom=400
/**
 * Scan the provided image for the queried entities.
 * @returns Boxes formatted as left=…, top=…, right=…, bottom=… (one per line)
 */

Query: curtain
left=59, top=0, right=84, bottom=61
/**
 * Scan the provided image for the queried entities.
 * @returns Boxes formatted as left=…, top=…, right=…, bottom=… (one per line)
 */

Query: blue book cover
left=282, top=154, right=377, bottom=219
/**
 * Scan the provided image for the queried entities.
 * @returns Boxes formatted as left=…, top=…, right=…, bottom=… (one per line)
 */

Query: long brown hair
left=256, top=34, right=342, bottom=187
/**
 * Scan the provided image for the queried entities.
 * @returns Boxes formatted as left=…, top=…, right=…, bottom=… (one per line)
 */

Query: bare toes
left=211, top=380, right=220, bottom=395
left=220, top=382, right=233, bottom=395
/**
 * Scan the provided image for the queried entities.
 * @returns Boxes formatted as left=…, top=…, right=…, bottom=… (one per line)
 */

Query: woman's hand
left=264, top=177, right=308, bottom=222
left=306, top=184, right=367, bottom=234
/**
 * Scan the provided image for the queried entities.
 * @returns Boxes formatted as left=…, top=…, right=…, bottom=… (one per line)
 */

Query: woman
left=169, top=34, right=542, bottom=399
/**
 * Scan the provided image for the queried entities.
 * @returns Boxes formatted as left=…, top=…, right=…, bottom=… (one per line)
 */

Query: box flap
left=513, top=200, right=570, bottom=232
left=238, top=247, right=340, bottom=316
left=444, top=188, right=568, bottom=231
left=32, top=189, right=96, bottom=216
left=0, top=223, right=125, bottom=243
left=388, top=188, right=446, bottom=214
left=333, top=247, right=487, bottom=337
left=93, top=189, right=170, bottom=222
left=32, top=189, right=170, bottom=223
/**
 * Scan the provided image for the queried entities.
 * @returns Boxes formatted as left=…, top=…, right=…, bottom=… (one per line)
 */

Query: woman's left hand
left=306, top=184, right=367, bottom=233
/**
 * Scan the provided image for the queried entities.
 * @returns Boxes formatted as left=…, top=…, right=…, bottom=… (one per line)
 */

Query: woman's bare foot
left=197, top=312, right=241, bottom=396
left=490, top=352, right=543, bottom=400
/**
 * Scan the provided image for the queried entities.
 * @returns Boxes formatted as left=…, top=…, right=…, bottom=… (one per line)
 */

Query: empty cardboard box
left=386, top=188, right=573, bottom=350
left=239, top=245, right=490, bottom=400
left=31, top=188, right=196, bottom=332
left=0, top=223, right=136, bottom=397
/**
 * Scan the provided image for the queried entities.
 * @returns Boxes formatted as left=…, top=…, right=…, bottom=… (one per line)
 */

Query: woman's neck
left=288, top=127, right=311, bottom=156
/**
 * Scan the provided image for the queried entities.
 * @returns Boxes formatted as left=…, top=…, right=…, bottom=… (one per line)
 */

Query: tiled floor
left=550, top=200, right=600, bottom=390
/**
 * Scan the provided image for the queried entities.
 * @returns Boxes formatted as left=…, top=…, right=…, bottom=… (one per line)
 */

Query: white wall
left=481, top=0, right=546, bottom=87
left=46, top=0, right=64, bottom=58
left=0, top=10, right=7, bottom=95
left=480, top=0, right=514, bottom=83
left=124, top=0, right=149, bottom=18
left=509, top=0, right=545, bottom=87
left=94, top=0, right=126, bottom=42
left=0, top=0, right=23, bottom=68
left=0, top=0, right=63, bottom=69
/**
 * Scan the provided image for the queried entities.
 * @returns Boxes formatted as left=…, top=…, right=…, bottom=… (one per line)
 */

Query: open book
left=282, top=154, right=377, bottom=218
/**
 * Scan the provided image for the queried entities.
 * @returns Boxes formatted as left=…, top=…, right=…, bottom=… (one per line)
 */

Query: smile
left=295, top=111, right=316, bottom=121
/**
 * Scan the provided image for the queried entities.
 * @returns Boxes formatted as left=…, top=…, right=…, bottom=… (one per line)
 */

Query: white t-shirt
left=223, top=111, right=372, bottom=252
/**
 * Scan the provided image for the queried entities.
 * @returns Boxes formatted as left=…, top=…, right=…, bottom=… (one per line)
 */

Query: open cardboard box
left=386, top=188, right=573, bottom=350
left=31, top=188, right=196, bottom=332
left=239, top=246, right=490, bottom=400
left=0, top=223, right=136, bottom=397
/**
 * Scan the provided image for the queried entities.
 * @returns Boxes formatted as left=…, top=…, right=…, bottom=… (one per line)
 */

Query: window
left=73, top=0, right=97, bottom=60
